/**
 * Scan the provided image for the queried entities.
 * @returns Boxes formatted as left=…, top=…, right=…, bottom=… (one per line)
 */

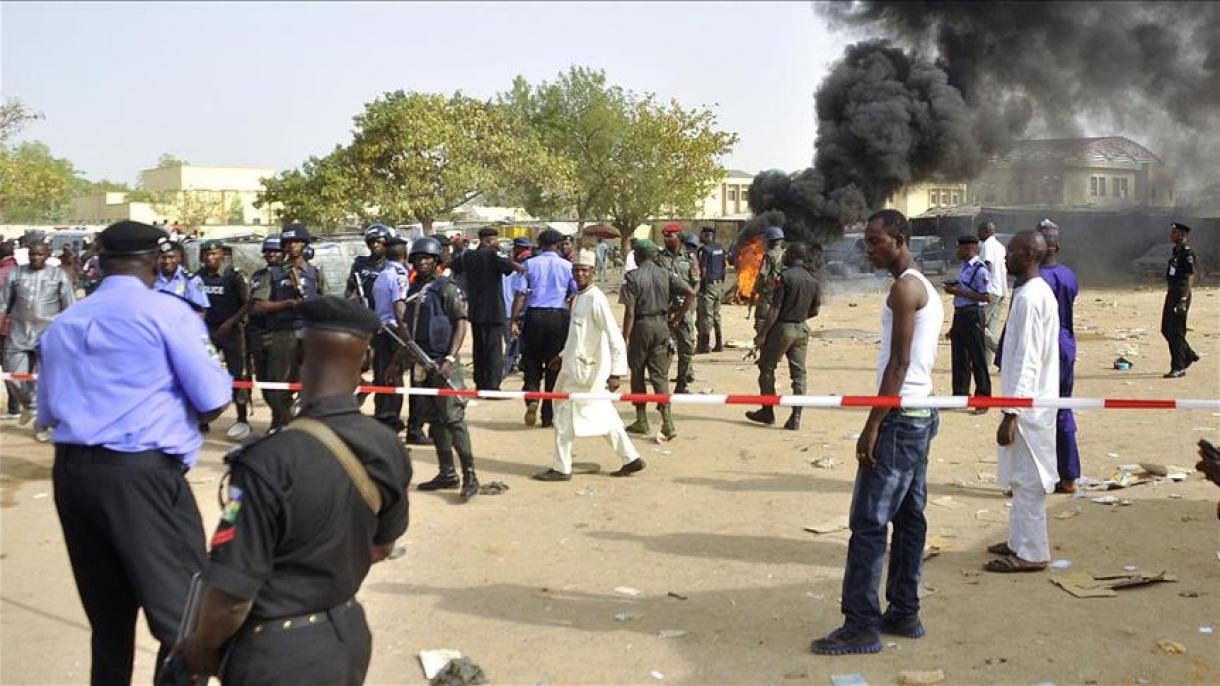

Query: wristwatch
left=443, top=355, right=456, bottom=363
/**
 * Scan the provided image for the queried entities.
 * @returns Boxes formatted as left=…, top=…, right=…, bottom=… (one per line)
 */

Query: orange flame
left=735, top=238, right=764, bottom=302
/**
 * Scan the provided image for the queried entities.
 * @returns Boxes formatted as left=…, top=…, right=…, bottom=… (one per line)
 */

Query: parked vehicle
left=911, top=236, right=950, bottom=275
left=823, top=235, right=871, bottom=277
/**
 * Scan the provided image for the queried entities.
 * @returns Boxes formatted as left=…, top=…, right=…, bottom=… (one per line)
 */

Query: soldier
left=178, top=296, right=411, bottom=684
left=746, top=242, right=822, bottom=431
left=197, top=239, right=252, bottom=439
left=620, top=239, right=696, bottom=440
left=38, top=221, right=231, bottom=684
left=752, top=226, right=786, bottom=336
left=251, top=223, right=322, bottom=434
left=389, top=237, right=481, bottom=500
left=246, top=234, right=283, bottom=423
left=656, top=224, right=700, bottom=394
left=345, top=224, right=391, bottom=310
left=696, top=225, right=727, bottom=353
left=1161, top=222, right=1198, bottom=378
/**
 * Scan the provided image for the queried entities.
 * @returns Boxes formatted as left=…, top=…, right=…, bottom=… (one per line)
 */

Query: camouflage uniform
left=656, top=246, right=700, bottom=393
left=752, top=244, right=786, bottom=336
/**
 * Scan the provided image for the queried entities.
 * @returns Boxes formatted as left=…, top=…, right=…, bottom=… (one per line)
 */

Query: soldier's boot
left=659, top=405, right=677, bottom=440
left=459, top=469, right=480, bottom=501
left=783, top=408, right=802, bottom=431
left=625, top=405, right=650, bottom=434
left=713, top=325, right=724, bottom=352
left=745, top=406, right=776, bottom=425
left=418, top=451, right=460, bottom=491
left=696, top=334, right=711, bottom=355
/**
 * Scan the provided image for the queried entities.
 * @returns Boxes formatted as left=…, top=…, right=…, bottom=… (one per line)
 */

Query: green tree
left=156, top=153, right=189, bottom=168
left=0, top=99, right=43, bottom=146
left=496, top=67, right=626, bottom=222
left=257, top=145, right=374, bottom=230
left=0, top=141, right=84, bottom=223
left=347, top=90, right=564, bottom=232
left=604, top=96, right=738, bottom=251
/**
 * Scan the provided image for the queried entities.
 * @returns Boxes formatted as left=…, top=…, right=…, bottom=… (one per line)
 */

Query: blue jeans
left=840, top=409, right=939, bottom=633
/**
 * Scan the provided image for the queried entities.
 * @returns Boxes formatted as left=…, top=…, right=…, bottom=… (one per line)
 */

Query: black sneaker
left=1163, top=368, right=1186, bottom=379
left=810, top=626, right=883, bottom=655
left=417, top=472, right=460, bottom=491
left=880, top=613, right=925, bottom=639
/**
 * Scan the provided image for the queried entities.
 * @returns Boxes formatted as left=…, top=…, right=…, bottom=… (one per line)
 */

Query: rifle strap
left=285, top=418, right=382, bottom=514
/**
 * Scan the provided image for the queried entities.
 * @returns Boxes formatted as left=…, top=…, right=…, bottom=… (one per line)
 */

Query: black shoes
left=783, top=410, right=801, bottom=431
left=810, top=627, right=883, bottom=655
left=610, top=458, right=646, bottom=477
left=405, top=429, right=433, bottom=445
left=1185, top=350, right=1200, bottom=369
left=1163, top=368, right=1186, bottom=378
left=746, top=407, right=775, bottom=425
left=418, top=471, right=460, bottom=491
left=880, top=613, right=926, bottom=639
left=460, top=471, right=479, bottom=500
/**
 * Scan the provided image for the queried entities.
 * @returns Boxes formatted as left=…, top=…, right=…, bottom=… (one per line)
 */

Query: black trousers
left=265, top=329, right=301, bottom=429
left=950, top=306, right=991, bottom=396
left=371, top=330, right=404, bottom=431
left=520, top=308, right=569, bottom=425
left=220, top=600, right=371, bottom=686
left=1161, top=290, right=1195, bottom=371
left=209, top=326, right=249, bottom=421
left=53, top=445, right=206, bottom=686
left=471, top=322, right=506, bottom=390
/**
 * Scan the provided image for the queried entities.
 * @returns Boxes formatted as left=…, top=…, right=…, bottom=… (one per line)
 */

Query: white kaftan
left=551, top=284, right=639, bottom=473
left=997, top=276, right=1060, bottom=562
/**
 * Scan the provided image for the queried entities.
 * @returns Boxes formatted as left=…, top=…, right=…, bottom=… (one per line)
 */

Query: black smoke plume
left=819, top=1, right=1220, bottom=188
left=747, top=39, right=993, bottom=245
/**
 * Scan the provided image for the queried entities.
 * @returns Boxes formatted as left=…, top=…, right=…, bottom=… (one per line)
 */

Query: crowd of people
left=0, top=211, right=1204, bottom=681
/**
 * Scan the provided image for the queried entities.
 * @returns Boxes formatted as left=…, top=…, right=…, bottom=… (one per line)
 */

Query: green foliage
left=257, top=145, right=374, bottom=231
left=0, top=99, right=43, bottom=146
left=226, top=195, right=245, bottom=224
left=0, top=141, right=84, bottom=223
left=156, top=153, right=189, bottom=168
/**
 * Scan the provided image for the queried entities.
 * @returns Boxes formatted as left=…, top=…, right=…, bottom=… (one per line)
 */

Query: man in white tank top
left=812, top=210, right=943, bottom=656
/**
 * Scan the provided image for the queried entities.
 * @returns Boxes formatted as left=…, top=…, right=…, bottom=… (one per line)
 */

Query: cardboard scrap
left=419, top=649, right=464, bottom=680
left=805, top=517, right=849, bottom=535
left=1155, top=639, right=1186, bottom=655
left=898, top=669, right=946, bottom=686
left=1050, top=570, right=1177, bottom=598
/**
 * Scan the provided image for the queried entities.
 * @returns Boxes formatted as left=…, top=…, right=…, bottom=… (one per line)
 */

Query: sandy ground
left=2, top=280, right=1219, bottom=686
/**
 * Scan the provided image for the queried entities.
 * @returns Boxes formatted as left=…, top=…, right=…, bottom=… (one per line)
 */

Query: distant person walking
left=1161, top=222, right=1198, bottom=378
left=977, top=221, right=1008, bottom=365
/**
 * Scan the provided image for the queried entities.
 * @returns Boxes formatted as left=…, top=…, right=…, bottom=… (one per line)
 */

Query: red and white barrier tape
left=4, top=372, right=1217, bottom=410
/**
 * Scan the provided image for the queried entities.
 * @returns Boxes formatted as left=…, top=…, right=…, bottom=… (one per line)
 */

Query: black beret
left=99, top=221, right=168, bottom=255
left=1171, top=222, right=1192, bottom=233
left=477, top=227, right=499, bottom=238
left=298, top=295, right=382, bottom=338
left=957, top=235, right=979, bottom=244
left=429, top=233, right=452, bottom=247
left=537, top=229, right=564, bottom=247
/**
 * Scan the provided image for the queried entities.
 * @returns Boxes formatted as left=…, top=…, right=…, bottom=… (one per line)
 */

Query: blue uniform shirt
left=156, top=265, right=211, bottom=311
left=372, top=261, right=410, bottom=327
left=515, top=250, right=576, bottom=309
left=953, top=256, right=991, bottom=309
left=36, top=275, right=233, bottom=467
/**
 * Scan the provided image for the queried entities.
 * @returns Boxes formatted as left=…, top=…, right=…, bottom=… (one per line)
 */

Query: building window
left=1115, top=177, right=1128, bottom=198
left=727, top=188, right=737, bottom=201
left=929, top=191, right=940, bottom=206
left=950, top=192, right=960, bottom=205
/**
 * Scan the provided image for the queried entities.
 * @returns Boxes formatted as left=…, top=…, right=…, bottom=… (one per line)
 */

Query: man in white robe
left=987, top=230, right=1059, bottom=572
left=534, top=250, right=644, bottom=481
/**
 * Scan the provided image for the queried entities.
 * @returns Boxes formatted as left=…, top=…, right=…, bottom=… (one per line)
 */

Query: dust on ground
left=2, top=284, right=1218, bottom=685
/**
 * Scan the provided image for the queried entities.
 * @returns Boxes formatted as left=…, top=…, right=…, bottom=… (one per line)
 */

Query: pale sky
left=1, top=1, right=845, bottom=185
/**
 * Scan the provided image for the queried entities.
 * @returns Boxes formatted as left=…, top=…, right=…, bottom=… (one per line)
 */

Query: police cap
left=99, top=221, right=168, bottom=256
left=299, top=295, right=381, bottom=338
left=364, top=224, right=391, bottom=243
left=477, top=226, right=499, bottom=238
left=410, top=237, right=444, bottom=259
left=281, top=223, right=312, bottom=243
left=157, top=236, right=184, bottom=255
left=1171, top=221, right=1192, bottom=233
left=262, top=233, right=283, bottom=253
left=200, top=239, right=224, bottom=252
left=957, top=235, right=979, bottom=245
left=385, top=234, right=408, bottom=247
left=512, top=237, right=534, bottom=249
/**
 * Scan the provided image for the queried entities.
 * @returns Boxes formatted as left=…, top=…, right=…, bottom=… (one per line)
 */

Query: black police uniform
left=402, top=271, right=479, bottom=496
left=696, top=236, right=727, bottom=352
left=1161, top=240, right=1198, bottom=373
left=346, top=254, right=385, bottom=311
left=252, top=260, right=322, bottom=430
left=199, top=265, right=251, bottom=419
left=205, top=394, right=411, bottom=684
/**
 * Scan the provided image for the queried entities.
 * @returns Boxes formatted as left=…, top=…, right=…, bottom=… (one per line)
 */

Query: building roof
left=991, top=136, right=1163, bottom=166
left=723, top=169, right=756, bottom=179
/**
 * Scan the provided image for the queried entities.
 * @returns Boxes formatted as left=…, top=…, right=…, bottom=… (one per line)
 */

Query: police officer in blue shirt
left=36, top=220, right=232, bottom=685
left=154, top=237, right=210, bottom=311
left=945, top=234, right=992, bottom=399
left=371, top=234, right=411, bottom=431
left=509, top=229, right=577, bottom=428
left=251, top=223, right=323, bottom=433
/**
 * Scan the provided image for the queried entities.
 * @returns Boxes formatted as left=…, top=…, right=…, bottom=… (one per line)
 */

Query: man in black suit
left=450, top=226, right=523, bottom=390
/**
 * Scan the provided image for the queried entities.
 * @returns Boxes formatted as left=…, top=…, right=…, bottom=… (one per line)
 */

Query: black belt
left=954, top=305, right=984, bottom=311
left=634, top=313, right=667, bottom=320
left=243, top=599, right=357, bottom=636
left=526, top=307, right=567, bottom=312
left=778, top=319, right=806, bottom=324
left=56, top=444, right=183, bottom=469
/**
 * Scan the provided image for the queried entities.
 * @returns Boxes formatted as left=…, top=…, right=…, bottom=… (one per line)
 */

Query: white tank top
left=877, top=268, right=943, bottom=397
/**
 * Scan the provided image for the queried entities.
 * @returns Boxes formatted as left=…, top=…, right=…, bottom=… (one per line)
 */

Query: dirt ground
left=2, top=281, right=1218, bottom=686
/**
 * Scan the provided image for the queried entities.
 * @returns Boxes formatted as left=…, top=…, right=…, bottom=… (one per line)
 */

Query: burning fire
left=734, top=238, right=764, bottom=303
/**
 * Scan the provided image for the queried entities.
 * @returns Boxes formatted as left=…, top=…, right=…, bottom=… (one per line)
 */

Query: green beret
left=634, top=238, right=659, bottom=252
left=200, top=239, right=224, bottom=251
